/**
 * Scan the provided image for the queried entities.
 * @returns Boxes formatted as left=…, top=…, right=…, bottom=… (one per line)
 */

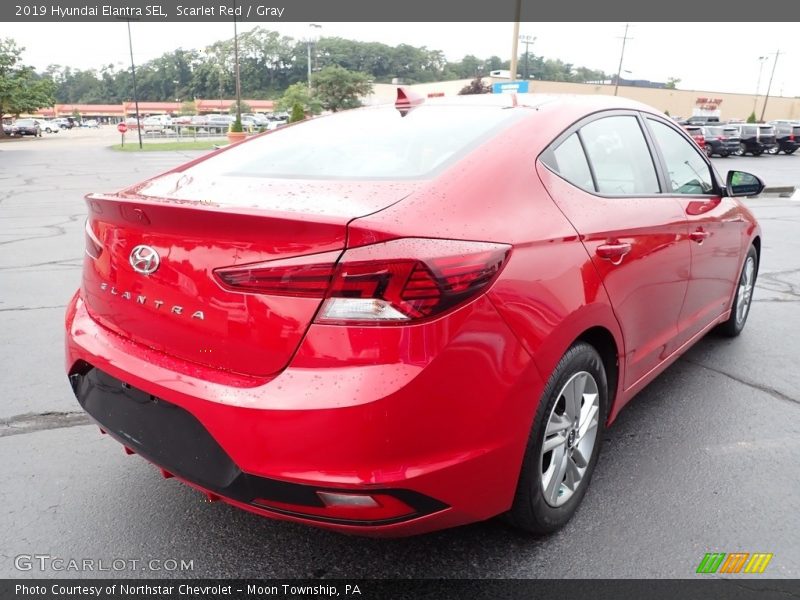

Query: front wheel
left=717, top=245, right=758, bottom=337
left=736, top=143, right=746, bottom=156
left=508, top=342, right=608, bottom=535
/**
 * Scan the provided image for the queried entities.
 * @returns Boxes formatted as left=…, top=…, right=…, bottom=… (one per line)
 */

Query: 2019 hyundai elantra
left=65, top=92, right=762, bottom=536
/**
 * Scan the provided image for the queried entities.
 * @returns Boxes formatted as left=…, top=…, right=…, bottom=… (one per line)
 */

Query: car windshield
left=189, top=105, right=523, bottom=180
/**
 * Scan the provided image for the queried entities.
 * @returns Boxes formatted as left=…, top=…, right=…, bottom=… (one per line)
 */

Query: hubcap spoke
left=543, top=432, right=568, bottom=454
left=545, top=447, right=569, bottom=505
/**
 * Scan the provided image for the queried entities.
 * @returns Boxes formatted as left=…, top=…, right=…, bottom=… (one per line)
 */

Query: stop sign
left=117, top=122, right=128, bottom=133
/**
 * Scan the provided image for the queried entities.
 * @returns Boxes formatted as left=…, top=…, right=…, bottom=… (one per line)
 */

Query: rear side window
left=546, top=133, right=595, bottom=191
left=648, top=119, right=714, bottom=195
left=579, top=116, right=660, bottom=195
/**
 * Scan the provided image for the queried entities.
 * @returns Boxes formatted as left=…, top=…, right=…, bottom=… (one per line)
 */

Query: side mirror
left=726, top=170, right=765, bottom=197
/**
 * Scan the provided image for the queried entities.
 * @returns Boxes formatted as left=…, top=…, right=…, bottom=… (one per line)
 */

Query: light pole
left=519, top=34, right=536, bottom=80
left=509, top=0, right=522, bottom=82
left=307, top=23, right=322, bottom=90
left=125, top=20, right=143, bottom=149
left=753, top=56, right=768, bottom=115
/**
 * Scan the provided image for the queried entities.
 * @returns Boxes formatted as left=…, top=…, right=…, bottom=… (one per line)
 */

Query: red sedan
left=65, top=93, right=762, bottom=536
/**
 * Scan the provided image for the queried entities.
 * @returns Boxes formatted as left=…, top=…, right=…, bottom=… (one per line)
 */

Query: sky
left=9, top=22, right=799, bottom=98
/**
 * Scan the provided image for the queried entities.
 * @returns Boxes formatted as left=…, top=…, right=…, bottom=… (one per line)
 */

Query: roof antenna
left=395, top=86, right=425, bottom=117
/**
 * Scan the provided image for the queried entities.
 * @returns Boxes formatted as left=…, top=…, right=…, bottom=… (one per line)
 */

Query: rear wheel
left=717, top=245, right=758, bottom=337
left=508, top=342, right=607, bottom=535
left=785, top=148, right=797, bottom=155
left=737, top=143, right=746, bottom=156
left=705, top=145, right=713, bottom=157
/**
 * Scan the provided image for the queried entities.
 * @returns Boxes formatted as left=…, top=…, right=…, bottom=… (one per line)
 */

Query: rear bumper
left=65, top=291, right=543, bottom=536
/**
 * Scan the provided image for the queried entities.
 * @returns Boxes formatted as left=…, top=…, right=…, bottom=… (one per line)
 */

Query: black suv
left=769, top=122, right=800, bottom=155
left=731, top=124, right=777, bottom=156
left=702, top=125, right=741, bottom=157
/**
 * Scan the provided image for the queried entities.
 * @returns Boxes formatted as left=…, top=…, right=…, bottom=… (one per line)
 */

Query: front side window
left=648, top=119, right=714, bottom=195
left=579, top=116, right=660, bottom=195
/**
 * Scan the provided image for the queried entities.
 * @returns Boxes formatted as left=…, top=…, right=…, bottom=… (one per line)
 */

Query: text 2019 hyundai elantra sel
left=65, top=92, right=762, bottom=536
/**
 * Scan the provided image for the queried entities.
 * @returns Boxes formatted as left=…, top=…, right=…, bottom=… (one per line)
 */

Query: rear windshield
left=705, top=126, right=723, bottom=136
left=188, top=106, right=523, bottom=180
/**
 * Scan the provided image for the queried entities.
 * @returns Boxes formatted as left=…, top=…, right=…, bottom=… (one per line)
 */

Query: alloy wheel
left=540, top=371, right=600, bottom=507
left=736, top=256, right=755, bottom=325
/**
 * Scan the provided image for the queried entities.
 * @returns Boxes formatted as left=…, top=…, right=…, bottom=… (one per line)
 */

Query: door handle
left=689, top=229, right=711, bottom=244
left=596, top=242, right=632, bottom=264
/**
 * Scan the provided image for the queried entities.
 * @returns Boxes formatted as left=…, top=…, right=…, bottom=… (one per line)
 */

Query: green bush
left=229, top=118, right=243, bottom=133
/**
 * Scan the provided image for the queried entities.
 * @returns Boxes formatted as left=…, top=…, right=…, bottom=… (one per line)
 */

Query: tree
left=276, top=82, right=321, bottom=114
left=0, top=39, right=56, bottom=136
left=458, top=76, right=491, bottom=95
left=229, top=101, right=252, bottom=114
left=289, top=103, right=305, bottom=123
left=665, top=77, right=681, bottom=90
left=746, top=111, right=757, bottom=123
left=179, top=100, right=196, bottom=115
left=311, top=65, right=372, bottom=112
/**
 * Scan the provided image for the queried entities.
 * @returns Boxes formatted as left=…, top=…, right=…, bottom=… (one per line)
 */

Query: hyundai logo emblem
left=129, top=245, right=160, bottom=275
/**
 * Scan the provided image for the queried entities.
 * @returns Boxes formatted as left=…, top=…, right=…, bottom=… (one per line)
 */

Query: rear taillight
left=84, top=219, right=102, bottom=259
left=214, top=239, right=510, bottom=324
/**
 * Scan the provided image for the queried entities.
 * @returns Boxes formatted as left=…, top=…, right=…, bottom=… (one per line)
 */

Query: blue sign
left=492, top=81, right=530, bottom=94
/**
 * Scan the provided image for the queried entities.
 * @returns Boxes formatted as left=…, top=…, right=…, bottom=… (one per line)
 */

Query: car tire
left=507, top=341, right=608, bottom=535
left=721, top=152, right=729, bottom=158
left=767, top=146, right=779, bottom=155
left=737, top=143, right=746, bottom=156
left=717, top=245, right=758, bottom=338
left=752, top=150, right=762, bottom=156
left=705, top=145, right=713, bottom=157
left=785, top=148, right=797, bottom=155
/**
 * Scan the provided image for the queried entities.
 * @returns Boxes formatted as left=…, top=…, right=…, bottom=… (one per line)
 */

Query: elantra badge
left=129, top=245, right=160, bottom=275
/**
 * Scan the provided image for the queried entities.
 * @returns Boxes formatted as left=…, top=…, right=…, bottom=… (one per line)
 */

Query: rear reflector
left=215, top=238, right=510, bottom=325
left=85, top=219, right=103, bottom=260
left=253, top=492, right=416, bottom=523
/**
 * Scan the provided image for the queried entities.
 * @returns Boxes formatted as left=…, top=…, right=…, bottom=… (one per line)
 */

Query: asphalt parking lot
left=1, top=132, right=799, bottom=579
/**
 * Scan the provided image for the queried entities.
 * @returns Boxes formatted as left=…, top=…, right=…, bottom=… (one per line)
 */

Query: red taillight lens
left=214, top=239, right=510, bottom=324
left=84, top=219, right=103, bottom=259
left=318, top=239, right=510, bottom=324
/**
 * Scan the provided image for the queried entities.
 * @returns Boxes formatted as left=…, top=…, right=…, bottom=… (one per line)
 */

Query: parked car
left=206, top=114, right=234, bottom=130
left=173, top=115, right=193, bottom=125
left=683, top=125, right=709, bottom=155
left=701, top=125, right=741, bottom=157
left=53, top=117, right=76, bottom=129
left=243, top=112, right=268, bottom=126
left=34, top=119, right=61, bottom=134
left=142, top=115, right=172, bottom=133
left=10, top=118, right=42, bottom=137
left=67, top=94, right=763, bottom=537
left=190, top=115, right=209, bottom=127
left=768, top=122, right=800, bottom=155
left=686, top=115, right=720, bottom=125
left=82, top=119, right=100, bottom=128
left=730, top=124, right=777, bottom=156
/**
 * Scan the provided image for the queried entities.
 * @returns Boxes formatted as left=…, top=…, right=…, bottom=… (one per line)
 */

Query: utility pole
left=307, top=23, right=322, bottom=90
left=233, top=0, right=242, bottom=122
left=613, top=23, right=631, bottom=96
left=509, top=0, right=521, bottom=82
left=519, top=34, right=536, bottom=81
left=759, top=49, right=781, bottom=122
left=753, top=56, right=768, bottom=114
left=125, top=20, right=143, bottom=149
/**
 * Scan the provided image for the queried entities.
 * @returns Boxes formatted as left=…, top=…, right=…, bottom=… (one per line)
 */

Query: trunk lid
left=82, top=174, right=420, bottom=377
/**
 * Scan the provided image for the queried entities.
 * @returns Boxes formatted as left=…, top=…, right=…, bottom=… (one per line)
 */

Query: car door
left=644, top=116, right=747, bottom=346
left=539, top=112, right=690, bottom=390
